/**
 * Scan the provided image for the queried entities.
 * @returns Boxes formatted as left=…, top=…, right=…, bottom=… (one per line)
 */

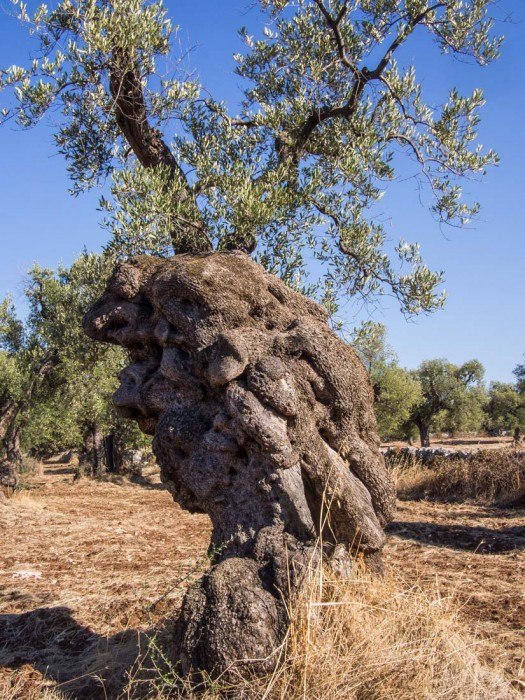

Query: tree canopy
left=514, top=355, right=525, bottom=395
left=484, top=381, right=525, bottom=435
left=1, top=0, right=502, bottom=315
left=0, top=254, right=147, bottom=469
left=409, top=357, right=484, bottom=445
left=351, top=321, right=422, bottom=438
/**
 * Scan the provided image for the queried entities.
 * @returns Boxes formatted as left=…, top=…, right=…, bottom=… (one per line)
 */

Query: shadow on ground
left=388, top=520, right=525, bottom=553
left=42, top=467, right=75, bottom=476
left=0, top=606, right=165, bottom=699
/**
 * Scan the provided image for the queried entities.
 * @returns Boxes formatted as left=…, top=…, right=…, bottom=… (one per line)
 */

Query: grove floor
left=0, top=464, right=524, bottom=698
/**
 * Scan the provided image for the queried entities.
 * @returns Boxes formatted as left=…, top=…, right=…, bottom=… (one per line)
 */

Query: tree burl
left=83, top=252, right=395, bottom=679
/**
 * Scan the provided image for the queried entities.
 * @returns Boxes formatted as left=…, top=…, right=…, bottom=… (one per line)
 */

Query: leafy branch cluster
left=1, top=0, right=502, bottom=314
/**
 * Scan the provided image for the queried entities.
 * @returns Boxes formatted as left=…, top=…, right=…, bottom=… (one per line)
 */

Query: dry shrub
left=391, top=450, right=525, bottom=504
left=121, top=562, right=515, bottom=700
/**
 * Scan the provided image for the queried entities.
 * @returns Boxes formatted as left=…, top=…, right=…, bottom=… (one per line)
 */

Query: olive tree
left=23, top=254, right=138, bottom=474
left=484, top=381, right=525, bottom=436
left=514, top=355, right=525, bottom=395
left=351, top=321, right=422, bottom=439
left=1, top=0, right=502, bottom=315
left=409, top=357, right=484, bottom=446
left=0, top=254, right=142, bottom=474
left=0, top=297, right=58, bottom=464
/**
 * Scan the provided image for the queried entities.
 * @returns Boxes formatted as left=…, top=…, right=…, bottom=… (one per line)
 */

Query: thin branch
left=108, top=48, right=211, bottom=252
left=312, top=0, right=360, bottom=78
left=309, top=197, right=393, bottom=289
left=293, top=71, right=366, bottom=157
left=203, top=100, right=259, bottom=128
left=366, top=4, right=446, bottom=79
left=287, top=3, right=446, bottom=160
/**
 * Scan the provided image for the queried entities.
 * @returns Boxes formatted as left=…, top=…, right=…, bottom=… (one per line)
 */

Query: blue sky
left=0, top=1, right=523, bottom=382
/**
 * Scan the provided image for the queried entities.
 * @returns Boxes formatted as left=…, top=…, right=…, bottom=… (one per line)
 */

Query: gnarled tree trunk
left=84, top=252, right=396, bottom=681
left=417, top=421, right=431, bottom=447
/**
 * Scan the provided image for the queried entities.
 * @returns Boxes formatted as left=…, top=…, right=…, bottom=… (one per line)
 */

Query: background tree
left=409, top=358, right=484, bottom=446
left=351, top=321, right=394, bottom=375
left=0, top=297, right=58, bottom=464
left=484, top=381, right=525, bottom=436
left=432, top=383, right=487, bottom=436
left=0, top=253, right=145, bottom=474
left=0, top=0, right=502, bottom=315
left=352, top=321, right=422, bottom=440
left=513, top=355, right=525, bottom=395
left=23, top=253, right=142, bottom=474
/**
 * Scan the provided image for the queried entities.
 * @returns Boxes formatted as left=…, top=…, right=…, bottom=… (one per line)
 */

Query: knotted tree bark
left=83, top=252, right=395, bottom=680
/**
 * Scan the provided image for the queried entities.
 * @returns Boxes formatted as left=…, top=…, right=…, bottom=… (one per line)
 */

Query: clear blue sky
left=0, top=1, right=523, bottom=382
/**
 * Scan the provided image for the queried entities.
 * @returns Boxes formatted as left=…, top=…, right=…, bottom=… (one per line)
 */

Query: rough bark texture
left=79, top=424, right=105, bottom=477
left=83, top=252, right=395, bottom=680
left=0, top=460, right=19, bottom=495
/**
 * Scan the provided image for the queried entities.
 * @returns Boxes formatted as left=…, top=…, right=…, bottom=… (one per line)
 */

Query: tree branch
left=292, top=72, right=366, bottom=158
left=109, top=49, right=212, bottom=253
left=203, top=100, right=259, bottom=128
left=366, top=4, right=446, bottom=80
left=312, top=0, right=360, bottom=78
left=286, top=3, right=446, bottom=161
left=109, top=50, right=184, bottom=175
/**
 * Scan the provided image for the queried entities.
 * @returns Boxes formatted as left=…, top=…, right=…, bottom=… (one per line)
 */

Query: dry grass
left=1, top=464, right=522, bottom=699
left=390, top=449, right=525, bottom=504
left=117, top=560, right=517, bottom=699
left=0, top=673, right=67, bottom=700
left=257, top=565, right=516, bottom=700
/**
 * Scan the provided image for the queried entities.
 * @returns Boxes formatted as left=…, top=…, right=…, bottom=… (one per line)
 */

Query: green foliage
left=351, top=321, right=422, bottom=439
left=484, top=382, right=525, bottom=434
left=22, top=384, right=83, bottom=455
left=0, top=299, right=26, bottom=409
left=0, top=293, right=51, bottom=458
left=513, top=355, right=525, bottom=395
left=409, top=357, right=485, bottom=443
left=0, top=297, right=25, bottom=352
left=0, top=0, right=503, bottom=315
left=374, top=364, right=423, bottom=439
left=350, top=321, right=394, bottom=374
left=0, top=350, right=25, bottom=407
left=0, top=253, right=139, bottom=459
left=21, top=253, right=126, bottom=454
left=433, top=384, right=487, bottom=435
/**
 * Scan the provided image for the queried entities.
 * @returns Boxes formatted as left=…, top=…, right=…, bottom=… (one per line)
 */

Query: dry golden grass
left=117, top=560, right=517, bottom=699
left=1, top=464, right=522, bottom=699
left=391, top=449, right=525, bottom=504
left=0, top=675, right=67, bottom=700
left=259, top=565, right=516, bottom=700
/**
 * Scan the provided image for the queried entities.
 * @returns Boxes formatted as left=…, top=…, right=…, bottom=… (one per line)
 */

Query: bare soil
left=0, top=463, right=523, bottom=697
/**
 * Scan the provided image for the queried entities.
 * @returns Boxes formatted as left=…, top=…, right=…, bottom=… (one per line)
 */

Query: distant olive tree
left=351, top=321, right=422, bottom=439
left=0, top=254, right=144, bottom=474
left=409, top=358, right=484, bottom=446
left=0, top=0, right=502, bottom=315
left=23, top=254, right=140, bottom=474
left=514, top=355, right=525, bottom=395
left=0, top=298, right=58, bottom=464
left=484, top=381, right=525, bottom=436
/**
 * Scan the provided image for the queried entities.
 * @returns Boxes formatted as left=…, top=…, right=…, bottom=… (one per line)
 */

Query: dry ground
left=0, top=463, right=523, bottom=698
